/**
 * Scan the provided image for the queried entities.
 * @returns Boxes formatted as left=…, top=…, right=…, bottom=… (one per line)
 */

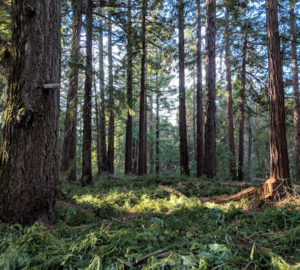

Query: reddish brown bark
left=196, top=0, right=203, bottom=177
left=204, top=0, right=217, bottom=178
left=125, top=0, right=133, bottom=174
left=138, top=0, right=148, bottom=175
left=61, top=0, right=82, bottom=181
left=290, top=0, right=300, bottom=182
left=81, top=0, right=93, bottom=186
left=238, top=33, right=247, bottom=181
left=0, top=0, right=61, bottom=225
left=265, top=0, right=291, bottom=199
left=178, top=0, right=190, bottom=176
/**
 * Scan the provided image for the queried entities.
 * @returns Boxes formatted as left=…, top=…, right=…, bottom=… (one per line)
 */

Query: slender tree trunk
left=94, top=79, right=101, bottom=175
left=107, top=11, right=115, bottom=174
left=238, top=33, right=247, bottom=181
left=125, top=0, right=133, bottom=174
left=138, top=0, right=148, bottom=175
left=204, top=0, right=217, bottom=178
left=155, top=72, right=160, bottom=174
left=224, top=8, right=236, bottom=180
left=60, top=0, right=81, bottom=181
left=149, top=92, right=154, bottom=173
left=0, top=0, right=61, bottom=225
left=290, top=0, right=300, bottom=182
left=196, top=0, right=203, bottom=177
left=98, top=8, right=107, bottom=173
left=81, top=0, right=93, bottom=186
left=178, top=0, right=190, bottom=176
left=264, top=0, right=291, bottom=199
left=248, top=116, right=252, bottom=179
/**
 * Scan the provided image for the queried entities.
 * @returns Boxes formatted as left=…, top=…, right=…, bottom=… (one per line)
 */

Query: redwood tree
left=264, top=0, right=291, bottom=198
left=0, top=0, right=61, bottom=225
left=61, top=0, right=82, bottom=181
left=204, top=0, right=217, bottom=178
left=81, top=0, right=93, bottom=185
left=178, top=0, right=190, bottom=176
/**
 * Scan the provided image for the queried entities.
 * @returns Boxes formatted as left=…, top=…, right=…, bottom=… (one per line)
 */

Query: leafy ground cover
left=0, top=175, right=300, bottom=269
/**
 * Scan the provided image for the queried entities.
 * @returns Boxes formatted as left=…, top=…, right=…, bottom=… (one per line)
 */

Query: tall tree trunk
left=224, top=8, right=236, bottom=180
left=98, top=8, right=107, bottom=173
left=155, top=72, right=160, bottom=175
left=125, top=0, right=133, bottom=174
left=204, top=0, right=217, bottom=178
left=0, top=0, right=61, bottom=225
left=61, top=0, right=81, bottom=181
left=290, top=0, right=300, bottom=182
left=138, top=0, right=148, bottom=175
left=81, top=0, right=93, bottom=186
left=149, top=92, right=154, bottom=173
left=238, top=33, right=247, bottom=181
left=107, top=11, right=115, bottom=174
left=94, top=79, right=101, bottom=175
left=248, top=116, right=252, bottom=179
left=178, top=0, right=190, bottom=176
left=196, top=0, right=203, bottom=177
left=264, top=0, right=291, bottom=199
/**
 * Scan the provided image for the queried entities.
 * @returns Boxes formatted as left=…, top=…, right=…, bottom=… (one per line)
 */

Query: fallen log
left=158, top=185, right=184, bottom=197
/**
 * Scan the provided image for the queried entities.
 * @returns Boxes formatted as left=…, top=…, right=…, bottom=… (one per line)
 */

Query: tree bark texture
left=238, top=33, right=247, bottom=181
left=107, top=10, right=115, bottom=174
left=60, top=0, right=82, bottom=182
left=98, top=8, right=107, bottom=173
left=204, top=0, right=217, bottom=178
left=156, top=72, right=160, bottom=174
left=178, top=0, right=190, bottom=176
left=0, top=0, right=61, bottom=225
left=196, top=0, right=204, bottom=177
left=225, top=8, right=236, bottom=180
left=265, top=0, right=291, bottom=198
left=81, top=0, right=93, bottom=186
left=290, top=0, right=300, bottom=182
left=125, top=0, right=133, bottom=174
left=138, top=0, right=148, bottom=175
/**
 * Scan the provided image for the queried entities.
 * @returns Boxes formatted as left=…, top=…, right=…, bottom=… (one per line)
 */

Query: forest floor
left=1, top=175, right=300, bottom=269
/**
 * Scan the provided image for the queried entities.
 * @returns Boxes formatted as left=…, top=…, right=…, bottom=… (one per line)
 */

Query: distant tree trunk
left=224, top=8, right=236, bottom=180
left=107, top=11, right=115, bottom=174
left=149, top=92, right=154, bottom=173
left=196, top=0, right=203, bottom=177
left=155, top=73, right=160, bottom=174
left=61, top=0, right=82, bottom=181
left=204, top=0, right=217, bottom=178
left=81, top=0, right=93, bottom=186
left=98, top=8, right=107, bottom=173
left=238, top=33, right=247, bottom=181
left=138, top=0, right=148, bottom=175
left=290, top=0, right=300, bottom=182
left=248, top=116, right=252, bottom=179
left=264, top=0, right=291, bottom=199
left=178, top=0, right=190, bottom=176
left=0, top=0, right=61, bottom=225
left=125, top=0, right=133, bottom=174
left=94, top=79, right=101, bottom=174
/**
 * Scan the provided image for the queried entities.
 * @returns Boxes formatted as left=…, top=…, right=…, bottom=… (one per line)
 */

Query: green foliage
left=1, top=175, right=300, bottom=269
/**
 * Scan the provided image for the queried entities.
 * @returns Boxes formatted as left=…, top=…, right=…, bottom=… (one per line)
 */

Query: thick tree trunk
left=178, top=0, right=190, bottom=176
left=107, top=11, right=115, bottom=174
left=125, top=0, right=133, bottom=174
left=81, top=0, right=93, bottom=186
left=0, top=0, right=61, bottom=225
left=60, top=0, right=82, bottom=182
left=238, top=33, right=247, bottom=181
left=98, top=8, right=107, bottom=173
left=290, top=0, right=300, bottom=182
left=225, top=8, right=236, bottom=180
left=265, top=0, right=291, bottom=199
left=196, top=0, right=204, bottom=177
left=204, top=0, right=217, bottom=178
left=138, top=0, right=148, bottom=175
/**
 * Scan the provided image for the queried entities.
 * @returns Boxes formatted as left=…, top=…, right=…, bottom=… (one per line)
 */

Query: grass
left=0, top=175, right=299, bottom=269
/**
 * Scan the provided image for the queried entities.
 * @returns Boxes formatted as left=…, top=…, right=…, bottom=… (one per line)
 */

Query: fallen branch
left=132, top=249, right=166, bottom=266
left=158, top=185, right=184, bottom=197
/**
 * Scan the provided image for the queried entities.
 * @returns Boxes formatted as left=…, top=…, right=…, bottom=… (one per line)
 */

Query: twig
left=211, top=262, right=229, bottom=270
left=132, top=249, right=165, bottom=266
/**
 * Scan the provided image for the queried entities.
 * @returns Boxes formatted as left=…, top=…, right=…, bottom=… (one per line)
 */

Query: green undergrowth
left=0, top=175, right=300, bottom=269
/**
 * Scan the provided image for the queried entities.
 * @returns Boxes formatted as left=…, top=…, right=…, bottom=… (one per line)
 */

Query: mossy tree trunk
left=0, top=0, right=61, bottom=225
